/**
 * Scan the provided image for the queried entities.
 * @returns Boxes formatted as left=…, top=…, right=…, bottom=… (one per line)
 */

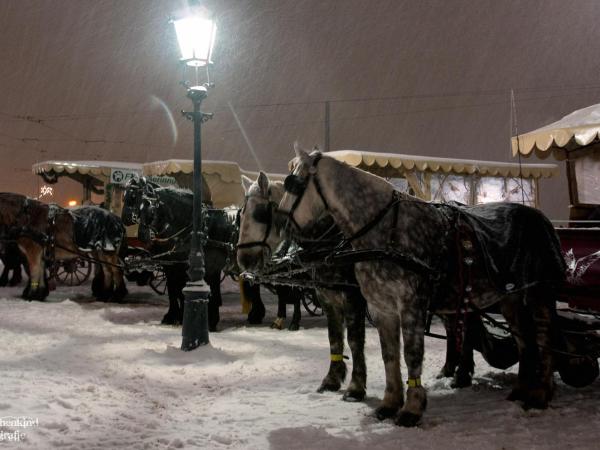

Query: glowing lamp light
left=67, top=200, right=77, bottom=207
left=173, top=14, right=216, bottom=67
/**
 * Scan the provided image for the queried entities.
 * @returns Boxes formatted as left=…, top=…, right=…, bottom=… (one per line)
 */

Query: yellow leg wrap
left=407, top=377, right=422, bottom=388
left=330, top=354, right=344, bottom=362
left=30, top=281, right=39, bottom=288
left=239, top=278, right=252, bottom=314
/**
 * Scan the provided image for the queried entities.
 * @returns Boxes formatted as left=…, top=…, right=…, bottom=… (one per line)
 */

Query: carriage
left=511, top=103, right=600, bottom=312
left=32, top=160, right=143, bottom=286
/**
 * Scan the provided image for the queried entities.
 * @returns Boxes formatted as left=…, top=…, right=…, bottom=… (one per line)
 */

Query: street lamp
left=172, top=8, right=217, bottom=351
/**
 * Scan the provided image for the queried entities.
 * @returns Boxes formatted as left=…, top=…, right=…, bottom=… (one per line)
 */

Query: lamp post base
left=181, top=280, right=211, bottom=351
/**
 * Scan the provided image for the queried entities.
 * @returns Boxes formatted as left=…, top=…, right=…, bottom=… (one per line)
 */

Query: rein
left=151, top=223, right=193, bottom=244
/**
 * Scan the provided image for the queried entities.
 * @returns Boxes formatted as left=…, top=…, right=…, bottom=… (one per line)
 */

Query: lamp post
left=172, top=9, right=217, bottom=351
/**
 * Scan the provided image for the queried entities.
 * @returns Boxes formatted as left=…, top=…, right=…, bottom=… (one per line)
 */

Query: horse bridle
left=235, top=193, right=278, bottom=255
left=281, top=153, right=330, bottom=232
left=124, top=179, right=158, bottom=225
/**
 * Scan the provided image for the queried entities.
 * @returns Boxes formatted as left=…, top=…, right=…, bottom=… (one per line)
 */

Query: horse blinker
left=284, top=174, right=307, bottom=197
left=252, top=203, right=272, bottom=225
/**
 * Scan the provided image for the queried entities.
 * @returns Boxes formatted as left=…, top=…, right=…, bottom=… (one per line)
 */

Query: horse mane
left=159, top=186, right=193, bottom=196
left=268, top=180, right=285, bottom=203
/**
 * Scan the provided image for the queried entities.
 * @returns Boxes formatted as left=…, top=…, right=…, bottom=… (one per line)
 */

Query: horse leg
left=162, top=268, right=182, bottom=325
left=452, top=313, right=477, bottom=388
left=396, top=297, right=428, bottom=427
left=9, top=262, right=22, bottom=286
left=0, top=260, right=9, bottom=287
left=97, top=253, right=115, bottom=301
left=439, top=315, right=460, bottom=378
left=523, top=286, right=555, bottom=409
left=501, top=298, right=537, bottom=405
left=8, top=244, right=23, bottom=286
left=245, top=281, right=265, bottom=325
left=91, top=264, right=107, bottom=299
left=109, top=254, right=128, bottom=302
left=271, top=286, right=288, bottom=329
left=317, top=290, right=347, bottom=393
left=342, top=289, right=367, bottom=402
left=18, top=241, right=47, bottom=300
left=206, top=271, right=221, bottom=332
left=288, top=288, right=301, bottom=331
left=372, top=313, right=404, bottom=420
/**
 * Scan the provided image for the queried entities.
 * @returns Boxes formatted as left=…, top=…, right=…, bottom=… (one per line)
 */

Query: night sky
left=2, top=0, right=600, bottom=218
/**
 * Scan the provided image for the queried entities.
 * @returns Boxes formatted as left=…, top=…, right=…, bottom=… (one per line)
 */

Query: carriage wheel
left=149, top=270, right=168, bottom=295
left=54, top=258, right=92, bottom=286
left=301, top=289, right=324, bottom=316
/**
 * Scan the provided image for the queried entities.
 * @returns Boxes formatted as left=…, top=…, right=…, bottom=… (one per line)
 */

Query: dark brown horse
left=0, top=193, right=127, bottom=301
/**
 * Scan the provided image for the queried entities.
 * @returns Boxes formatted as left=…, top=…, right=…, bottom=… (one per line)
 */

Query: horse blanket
left=70, top=206, right=125, bottom=252
left=440, top=202, right=566, bottom=294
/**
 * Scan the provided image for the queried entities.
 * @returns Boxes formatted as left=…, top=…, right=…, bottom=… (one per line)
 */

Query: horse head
left=279, top=145, right=331, bottom=234
left=236, top=172, right=284, bottom=271
left=122, top=177, right=161, bottom=226
left=143, top=187, right=194, bottom=245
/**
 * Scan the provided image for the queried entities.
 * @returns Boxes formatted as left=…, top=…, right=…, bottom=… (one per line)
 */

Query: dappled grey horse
left=237, top=172, right=368, bottom=401
left=279, top=147, right=565, bottom=427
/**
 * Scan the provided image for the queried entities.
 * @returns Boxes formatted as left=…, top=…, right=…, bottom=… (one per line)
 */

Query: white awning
left=511, top=103, right=600, bottom=159
left=142, top=159, right=243, bottom=183
left=32, top=160, right=142, bottom=180
left=142, top=159, right=287, bottom=208
left=327, top=150, right=558, bottom=178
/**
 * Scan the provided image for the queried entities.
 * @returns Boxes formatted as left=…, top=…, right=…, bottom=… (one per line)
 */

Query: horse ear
left=257, top=171, right=269, bottom=195
left=241, top=175, right=254, bottom=194
left=293, top=141, right=310, bottom=162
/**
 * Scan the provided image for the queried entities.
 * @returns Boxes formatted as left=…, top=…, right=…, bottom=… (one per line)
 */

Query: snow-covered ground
left=1, top=279, right=599, bottom=449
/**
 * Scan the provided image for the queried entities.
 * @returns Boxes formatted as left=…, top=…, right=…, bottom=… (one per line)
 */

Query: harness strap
left=337, top=190, right=402, bottom=248
left=151, top=224, right=193, bottom=244
left=310, top=153, right=330, bottom=211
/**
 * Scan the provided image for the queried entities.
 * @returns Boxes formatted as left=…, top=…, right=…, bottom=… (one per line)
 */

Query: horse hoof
left=343, top=390, right=365, bottom=402
left=437, top=366, right=456, bottom=379
left=270, top=318, right=284, bottom=329
left=523, top=389, right=550, bottom=410
left=288, top=323, right=300, bottom=331
left=507, top=387, right=526, bottom=403
left=112, top=288, right=128, bottom=302
left=395, top=411, right=422, bottom=427
left=161, top=314, right=179, bottom=325
left=317, top=381, right=341, bottom=393
left=451, top=373, right=473, bottom=389
left=375, top=406, right=399, bottom=420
